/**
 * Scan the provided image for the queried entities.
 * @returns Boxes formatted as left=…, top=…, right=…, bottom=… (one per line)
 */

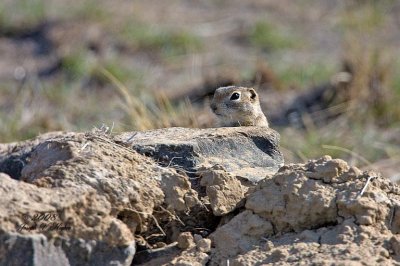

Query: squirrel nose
left=211, top=103, right=217, bottom=112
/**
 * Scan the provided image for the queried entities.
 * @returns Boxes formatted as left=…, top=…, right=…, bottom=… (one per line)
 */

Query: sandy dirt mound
left=210, top=156, right=400, bottom=265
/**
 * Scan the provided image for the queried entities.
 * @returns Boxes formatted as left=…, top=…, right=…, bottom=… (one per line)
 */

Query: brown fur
left=210, top=86, right=269, bottom=127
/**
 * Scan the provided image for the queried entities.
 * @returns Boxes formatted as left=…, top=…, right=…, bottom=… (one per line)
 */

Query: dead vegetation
left=0, top=0, right=399, bottom=179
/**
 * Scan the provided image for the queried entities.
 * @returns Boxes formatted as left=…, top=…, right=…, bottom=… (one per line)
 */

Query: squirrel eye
left=230, top=92, right=240, bottom=101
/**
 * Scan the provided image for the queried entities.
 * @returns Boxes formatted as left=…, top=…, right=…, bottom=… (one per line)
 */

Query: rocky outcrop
left=1, top=127, right=400, bottom=265
left=115, top=127, right=284, bottom=183
left=0, top=127, right=282, bottom=265
left=0, top=132, right=166, bottom=266
left=199, top=165, right=246, bottom=216
left=209, top=156, right=400, bottom=265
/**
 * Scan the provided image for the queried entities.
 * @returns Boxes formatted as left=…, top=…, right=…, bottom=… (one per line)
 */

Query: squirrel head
left=210, top=86, right=264, bottom=126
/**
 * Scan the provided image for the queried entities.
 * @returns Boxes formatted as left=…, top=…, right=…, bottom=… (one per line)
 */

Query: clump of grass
left=119, top=22, right=202, bottom=56
left=249, top=21, right=295, bottom=52
left=60, top=50, right=142, bottom=87
left=334, top=0, right=400, bottom=126
left=275, top=62, right=336, bottom=89
left=69, top=0, right=109, bottom=21
left=280, top=116, right=399, bottom=166
left=0, top=0, right=46, bottom=32
left=101, top=61, right=143, bottom=84
left=97, top=67, right=198, bottom=131
left=342, top=41, right=399, bottom=126
left=0, top=81, right=66, bottom=142
left=87, top=57, right=144, bottom=93
left=60, top=51, right=92, bottom=80
left=280, top=0, right=400, bottom=171
left=392, top=60, right=400, bottom=98
left=339, top=1, right=386, bottom=32
left=0, top=52, right=185, bottom=143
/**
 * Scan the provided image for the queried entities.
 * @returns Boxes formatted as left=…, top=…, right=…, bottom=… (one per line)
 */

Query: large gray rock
left=0, top=232, right=135, bottom=266
left=0, top=132, right=70, bottom=180
left=115, top=127, right=284, bottom=183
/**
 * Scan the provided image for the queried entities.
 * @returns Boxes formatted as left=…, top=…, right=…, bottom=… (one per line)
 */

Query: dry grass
left=0, top=0, right=399, bottom=179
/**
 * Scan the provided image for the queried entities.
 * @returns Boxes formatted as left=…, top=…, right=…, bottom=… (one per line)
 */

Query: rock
left=115, top=127, right=284, bottom=183
left=177, top=232, right=195, bottom=250
left=160, top=172, right=201, bottom=212
left=196, top=238, right=211, bottom=253
left=245, top=166, right=338, bottom=233
left=390, top=235, right=400, bottom=258
left=0, top=132, right=69, bottom=180
left=193, top=234, right=203, bottom=243
left=390, top=205, right=400, bottom=234
left=0, top=233, right=70, bottom=266
left=2, top=129, right=400, bottom=266
left=170, top=250, right=209, bottom=266
left=0, top=232, right=136, bottom=266
left=200, top=166, right=245, bottom=216
left=210, top=210, right=274, bottom=257
left=208, top=158, right=400, bottom=265
left=132, top=242, right=180, bottom=265
left=0, top=132, right=202, bottom=265
left=133, top=239, right=209, bottom=266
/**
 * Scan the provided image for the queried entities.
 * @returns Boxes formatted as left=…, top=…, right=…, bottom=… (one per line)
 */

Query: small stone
left=177, top=232, right=195, bottom=250
left=193, top=234, right=203, bottom=243
left=379, top=248, right=390, bottom=258
left=357, top=215, right=373, bottom=225
left=271, top=249, right=289, bottom=259
left=391, top=236, right=400, bottom=255
left=299, top=230, right=320, bottom=243
left=197, top=238, right=211, bottom=253
left=263, top=240, right=274, bottom=251
left=358, top=233, right=369, bottom=242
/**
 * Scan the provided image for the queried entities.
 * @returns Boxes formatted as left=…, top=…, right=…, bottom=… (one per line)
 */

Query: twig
left=159, top=206, right=185, bottom=226
left=90, top=135, right=138, bottom=155
left=110, top=122, right=115, bottom=134
left=125, top=132, right=138, bottom=143
left=149, top=214, right=166, bottom=236
left=166, top=157, right=183, bottom=168
left=357, top=175, right=375, bottom=198
left=80, top=142, right=90, bottom=152
left=145, top=233, right=165, bottom=240
left=127, top=208, right=166, bottom=236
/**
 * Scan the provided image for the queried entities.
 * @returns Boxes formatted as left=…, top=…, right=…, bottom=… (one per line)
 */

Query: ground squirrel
left=210, top=86, right=269, bottom=127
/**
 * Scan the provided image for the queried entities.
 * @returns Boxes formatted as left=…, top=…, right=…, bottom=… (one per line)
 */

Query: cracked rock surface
left=115, top=127, right=284, bottom=183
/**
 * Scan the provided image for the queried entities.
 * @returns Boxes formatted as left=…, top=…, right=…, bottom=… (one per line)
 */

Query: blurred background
left=0, top=0, right=399, bottom=180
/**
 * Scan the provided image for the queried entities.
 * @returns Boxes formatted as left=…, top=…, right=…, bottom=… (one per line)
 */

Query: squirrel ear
left=249, top=88, right=257, bottom=100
